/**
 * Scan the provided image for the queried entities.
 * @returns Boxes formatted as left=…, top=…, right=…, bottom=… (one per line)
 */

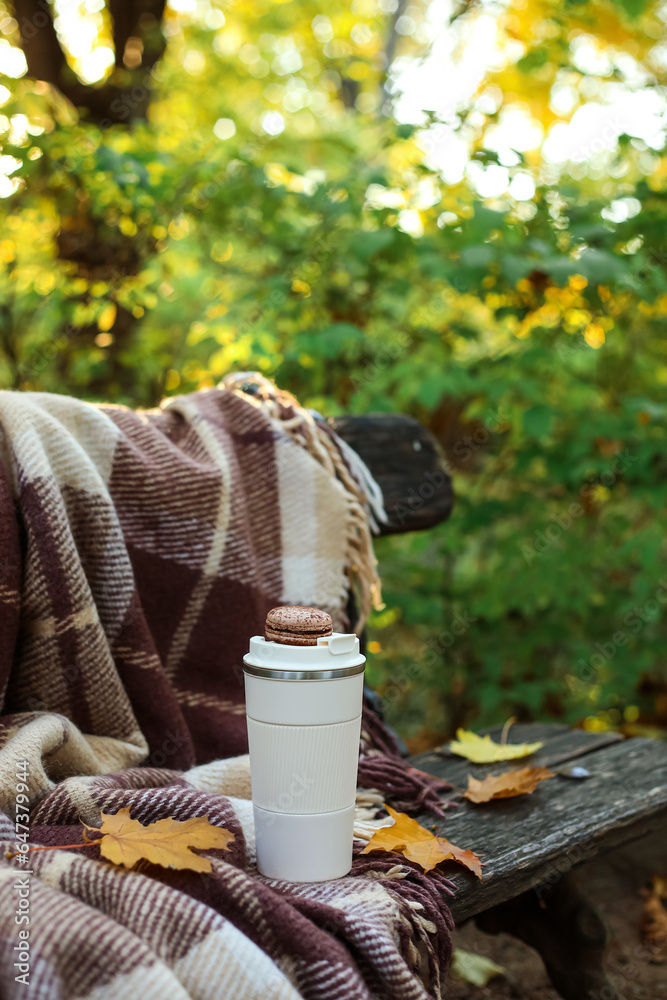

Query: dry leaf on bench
left=83, top=808, right=234, bottom=873
left=652, top=876, right=667, bottom=899
left=640, top=879, right=667, bottom=962
left=449, top=728, right=543, bottom=764
left=464, top=766, right=555, bottom=804
left=361, top=804, right=482, bottom=879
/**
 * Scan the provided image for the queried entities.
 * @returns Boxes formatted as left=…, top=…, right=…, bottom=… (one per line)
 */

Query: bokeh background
left=1, top=0, right=666, bottom=750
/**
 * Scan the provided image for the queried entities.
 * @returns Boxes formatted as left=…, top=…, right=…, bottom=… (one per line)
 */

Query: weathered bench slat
left=409, top=724, right=667, bottom=924
left=328, top=413, right=452, bottom=534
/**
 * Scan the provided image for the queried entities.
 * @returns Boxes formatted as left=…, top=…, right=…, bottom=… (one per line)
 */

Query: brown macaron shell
left=265, top=605, right=333, bottom=646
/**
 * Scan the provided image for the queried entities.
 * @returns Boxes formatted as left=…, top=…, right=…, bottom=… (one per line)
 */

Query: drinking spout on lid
left=318, top=634, right=357, bottom=655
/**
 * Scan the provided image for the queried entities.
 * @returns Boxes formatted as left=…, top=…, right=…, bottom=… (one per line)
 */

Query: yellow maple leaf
left=449, top=729, right=543, bottom=764
left=464, top=766, right=555, bottom=803
left=83, top=808, right=234, bottom=872
left=361, top=804, right=482, bottom=879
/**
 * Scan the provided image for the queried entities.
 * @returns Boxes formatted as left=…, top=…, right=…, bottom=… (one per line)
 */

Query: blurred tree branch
left=13, top=0, right=167, bottom=123
left=380, top=0, right=476, bottom=108
left=0, top=303, right=20, bottom=389
left=383, top=0, right=408, bottom=76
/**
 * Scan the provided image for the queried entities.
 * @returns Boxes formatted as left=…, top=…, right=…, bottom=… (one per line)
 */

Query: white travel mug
left=243, top=625, right=365, bottom=882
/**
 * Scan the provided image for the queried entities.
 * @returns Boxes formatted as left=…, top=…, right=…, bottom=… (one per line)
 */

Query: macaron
left=265, top=606, right=333, bottom=646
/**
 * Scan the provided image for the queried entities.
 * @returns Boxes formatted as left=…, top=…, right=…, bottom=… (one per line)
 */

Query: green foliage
left=1, top=0, right=666, bottom=741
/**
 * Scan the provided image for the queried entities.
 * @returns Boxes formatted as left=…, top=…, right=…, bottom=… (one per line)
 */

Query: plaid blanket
left=0, top=377, right=453, bottom=998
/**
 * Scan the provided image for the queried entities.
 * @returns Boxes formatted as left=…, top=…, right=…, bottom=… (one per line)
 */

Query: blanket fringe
left=359, top=706, right=454, bottom=819
left=222, top=372, right=383, bottom=630
left=357, top=753, right=453, bottom=819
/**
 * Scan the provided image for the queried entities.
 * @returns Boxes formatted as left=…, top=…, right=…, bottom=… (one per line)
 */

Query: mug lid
left=243, top=633, right=365, bottom=680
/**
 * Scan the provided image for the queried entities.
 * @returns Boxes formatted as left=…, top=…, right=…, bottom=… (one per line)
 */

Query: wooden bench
left=409, top=722, right=667, bottom=1000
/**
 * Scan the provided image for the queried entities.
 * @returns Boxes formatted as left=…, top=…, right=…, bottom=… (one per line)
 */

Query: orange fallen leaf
left=359, top=806, right=428, bottom=854
left=640, top=878, right=667, bottom=962
left=82, top=808, right=234, bottom=872
left=464, top=766, right=555, bottom=804
left=403, top=837, right=483, bottom=878
left=361, top=804, right=482, bottom=879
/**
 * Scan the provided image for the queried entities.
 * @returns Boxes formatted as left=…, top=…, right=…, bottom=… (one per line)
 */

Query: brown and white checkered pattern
left=0, top=381, right=453, bottom=998
left=0, top=757, right=454, bottom=1000
left=0, top=382, right=369, bottom=781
